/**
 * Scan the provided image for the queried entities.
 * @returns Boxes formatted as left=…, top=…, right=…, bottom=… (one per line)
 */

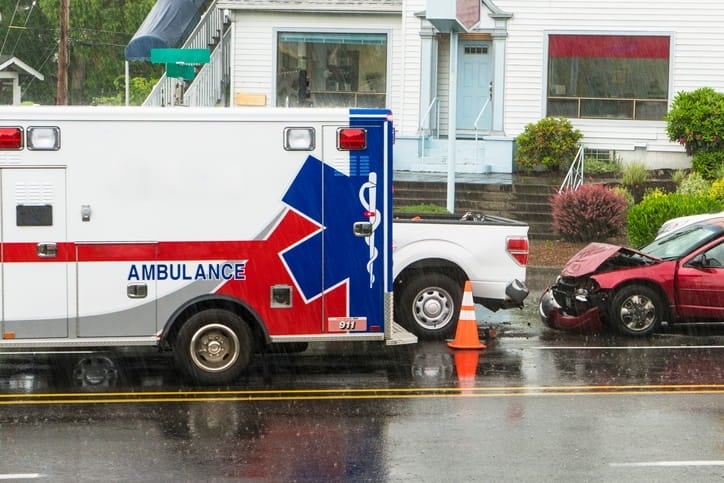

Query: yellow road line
left=0, top=384, right=722, bottom=405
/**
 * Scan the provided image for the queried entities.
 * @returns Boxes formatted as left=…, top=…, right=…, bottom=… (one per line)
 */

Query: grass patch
left=394, top=203, right=450, bottom=214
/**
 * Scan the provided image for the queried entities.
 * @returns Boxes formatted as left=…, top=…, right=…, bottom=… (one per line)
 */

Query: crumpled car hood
left=560, top=242, right=658, bottom=277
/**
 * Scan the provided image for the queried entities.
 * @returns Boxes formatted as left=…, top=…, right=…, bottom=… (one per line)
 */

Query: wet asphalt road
left=0, top=303, right=722, bottom=482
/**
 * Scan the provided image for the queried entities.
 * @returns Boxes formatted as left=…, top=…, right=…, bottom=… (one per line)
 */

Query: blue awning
left=125, top=0, right=207, bottom=61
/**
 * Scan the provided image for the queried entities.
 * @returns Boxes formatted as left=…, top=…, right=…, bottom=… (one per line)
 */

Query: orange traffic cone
left=447, top=281, right=486, bottom=350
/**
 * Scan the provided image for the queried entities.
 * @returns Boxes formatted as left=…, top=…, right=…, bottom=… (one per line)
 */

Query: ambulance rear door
left=2, top=168, right=69, bottom=339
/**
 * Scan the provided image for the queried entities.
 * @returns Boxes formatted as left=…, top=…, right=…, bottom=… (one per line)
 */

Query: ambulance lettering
left=127, top=262, right=247, bottom=281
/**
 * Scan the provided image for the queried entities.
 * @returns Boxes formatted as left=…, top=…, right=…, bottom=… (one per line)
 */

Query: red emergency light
left=0, top=127, right=23, bottom=150
left=337, top=128, right=366, bottom=151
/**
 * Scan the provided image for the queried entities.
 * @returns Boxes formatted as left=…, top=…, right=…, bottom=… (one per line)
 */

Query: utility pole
left=56, top=0, right=69, bottom=105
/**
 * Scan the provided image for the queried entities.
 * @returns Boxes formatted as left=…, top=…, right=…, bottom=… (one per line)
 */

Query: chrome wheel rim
left=189, top=323, right=240, bottom=372
left=413, top=287, right=454, bottom=331
left=619, top=294, right=657, bottom=332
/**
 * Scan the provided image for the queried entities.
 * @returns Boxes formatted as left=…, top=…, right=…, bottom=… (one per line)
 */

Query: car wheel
left=395, top=273, right=462, bottom=340
left=174, top=309, right=253, bottom=385
left=609, top=285, right=664, bottom=336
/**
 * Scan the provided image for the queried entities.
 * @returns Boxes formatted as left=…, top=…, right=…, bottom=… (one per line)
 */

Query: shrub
left=621, top=161, right=650, bottom=203
left=665, top=87, right=724, bottom=155
left=709, top=178, right=724, bottom=201
left=611, top=186, right=634, bottom=207
left=551, top=184, right=628, bottom=242
left=621, top=161, right=649, bottom=187
left=677, top=172, right=712, bottom=196
left=584, top=158, right=621, bottom=176
left=691, top=150, right=724, bottom=180
left=515, top=117, right=583, bottom=172
left=671, top=169, right=688, bottom=186
left=627, top=193, right=724, bottom=247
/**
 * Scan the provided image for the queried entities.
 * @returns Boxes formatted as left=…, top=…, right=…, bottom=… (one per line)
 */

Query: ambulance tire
left=395, top=273, right=462, bottom=340
left=174, top=309, right=253, bottom=385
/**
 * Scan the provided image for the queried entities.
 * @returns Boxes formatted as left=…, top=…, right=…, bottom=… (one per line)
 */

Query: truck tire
left=395, top=273, right=462, bottom=340
left=174, top=309, right=253, bottom=385
left=609, top=285, right=664, bottom=336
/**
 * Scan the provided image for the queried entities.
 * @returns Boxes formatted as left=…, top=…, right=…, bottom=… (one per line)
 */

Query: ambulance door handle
left=353, top=222, right=373, bottom=237
left=127, top=283, right=148, bottom=299
left=37, top=242, right=58, bottom=258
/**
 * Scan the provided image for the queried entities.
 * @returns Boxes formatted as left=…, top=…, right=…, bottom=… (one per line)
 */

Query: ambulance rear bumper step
left=387, top=321, right=417, bottom=345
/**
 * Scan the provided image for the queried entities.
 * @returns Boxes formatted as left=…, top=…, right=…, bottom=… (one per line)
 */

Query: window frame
left=273, top=28, right=391, bottom=108
left=544, top=32, right=673, bottom=122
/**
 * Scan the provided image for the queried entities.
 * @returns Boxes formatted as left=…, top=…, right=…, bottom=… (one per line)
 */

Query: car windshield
left=640, top=223, right=719, bottom=260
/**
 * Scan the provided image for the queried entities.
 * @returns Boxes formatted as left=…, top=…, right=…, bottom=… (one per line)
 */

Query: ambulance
left=0, top=106, right=412, bottom=384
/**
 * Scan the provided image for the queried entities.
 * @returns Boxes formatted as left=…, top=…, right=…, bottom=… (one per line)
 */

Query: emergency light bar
left=0, top=127, right=23, bottom=150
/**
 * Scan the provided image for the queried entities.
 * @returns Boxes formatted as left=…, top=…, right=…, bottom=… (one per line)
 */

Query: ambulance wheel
left=174, top=309, right=253, bottom=385
left=395, top=273, right=462, bottom=340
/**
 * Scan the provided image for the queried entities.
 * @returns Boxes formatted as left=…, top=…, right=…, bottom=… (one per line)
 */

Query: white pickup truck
left=393, top=214, right=528, bottom=339
left=393, top=213, right=529, bottom=339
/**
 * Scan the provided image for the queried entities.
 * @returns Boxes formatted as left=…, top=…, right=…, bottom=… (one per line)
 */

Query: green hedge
left=627, top=193, right=724, bottom=247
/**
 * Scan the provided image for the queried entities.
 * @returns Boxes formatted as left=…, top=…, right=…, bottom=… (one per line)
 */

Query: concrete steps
left=393, top=175, right=564, bottom=239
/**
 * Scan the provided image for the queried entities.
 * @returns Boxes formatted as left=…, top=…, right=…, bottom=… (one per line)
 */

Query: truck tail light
left=27, top=126, right=60, bottom=150
left=0, top=127, right=23, bottom=150
left=507, top=237, right=529, bottom=266
left=337, top=128, right=366, bottom=150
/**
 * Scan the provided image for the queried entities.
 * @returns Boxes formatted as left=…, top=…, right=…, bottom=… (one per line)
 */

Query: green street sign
left=150, top=48, right=210, bottom=65
left=166, top=64, right=196, bottom=80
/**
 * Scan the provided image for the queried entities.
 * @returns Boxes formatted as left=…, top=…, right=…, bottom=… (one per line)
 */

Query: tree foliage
left=1, top=0, right=160, bottom=104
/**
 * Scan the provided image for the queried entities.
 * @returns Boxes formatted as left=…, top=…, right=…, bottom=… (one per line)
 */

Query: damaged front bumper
left=539, top=287, right=603, bottom=332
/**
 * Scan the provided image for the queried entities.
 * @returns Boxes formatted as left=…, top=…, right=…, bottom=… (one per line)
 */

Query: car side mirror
left=685, top=254, right=705, bottom=269
left=686, top=253, right=721, bottom=269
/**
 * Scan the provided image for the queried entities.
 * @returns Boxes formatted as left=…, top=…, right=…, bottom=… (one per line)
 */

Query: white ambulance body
left=0, top=106, right=409, bottom=384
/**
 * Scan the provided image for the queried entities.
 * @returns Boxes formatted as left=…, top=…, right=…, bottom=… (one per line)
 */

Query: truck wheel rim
left=619, top=294, right=656, bottom=331
left=189, top=323, right=240, bottom=372
left=413, top=288, right=454, bottom=331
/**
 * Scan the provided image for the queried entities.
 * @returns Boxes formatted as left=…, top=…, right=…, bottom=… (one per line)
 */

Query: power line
left=10, top=0, right=37, bottom=57
left=0, top=0, right=24, bottom=55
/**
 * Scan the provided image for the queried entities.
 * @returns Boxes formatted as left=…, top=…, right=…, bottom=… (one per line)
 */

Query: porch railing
left=419, top=97, right=439, bottom=158
left=473, top=98, right=491, bottom=164
left=183, top=28, right=230, bottom=106
left=559, top=145, right=585, bottom=193
left=143, top=1, right=227, bottom=107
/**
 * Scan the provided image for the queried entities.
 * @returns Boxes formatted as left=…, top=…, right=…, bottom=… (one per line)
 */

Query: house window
left=276, top=32, right=387, bottom=108
left=547, top=34, right=670, bottom=120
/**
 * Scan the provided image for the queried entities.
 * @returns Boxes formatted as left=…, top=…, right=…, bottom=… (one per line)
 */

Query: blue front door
left=456, top=41, right=492, bottom=131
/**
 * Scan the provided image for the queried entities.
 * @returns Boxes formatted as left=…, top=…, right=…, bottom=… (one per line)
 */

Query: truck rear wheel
left=395, top=273, right=462, bottom=340
left=174, top=309, right=253, bottom=385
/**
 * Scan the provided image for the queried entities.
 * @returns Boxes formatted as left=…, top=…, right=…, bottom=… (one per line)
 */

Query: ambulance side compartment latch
left=127, top=283, right=148, bottom=299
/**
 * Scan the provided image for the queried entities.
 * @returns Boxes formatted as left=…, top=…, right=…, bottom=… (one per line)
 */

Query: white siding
left=495, top=0, right=724, bottom=160
left=229, top=11, right=415, bottom=130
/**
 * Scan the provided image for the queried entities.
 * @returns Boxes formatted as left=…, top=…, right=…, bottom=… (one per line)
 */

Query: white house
left=137, top=0, right=724, bottom=174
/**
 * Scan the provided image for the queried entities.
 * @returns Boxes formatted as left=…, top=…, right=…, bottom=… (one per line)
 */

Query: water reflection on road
left=0, top=312, right=722, bottom=481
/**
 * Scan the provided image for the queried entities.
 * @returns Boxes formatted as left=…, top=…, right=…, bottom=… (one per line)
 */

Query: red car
left=539, top=216, right=724, bottom=336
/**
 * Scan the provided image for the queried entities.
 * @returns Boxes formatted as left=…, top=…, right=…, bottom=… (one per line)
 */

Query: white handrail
left=473, top=98, right=491, bottom=164
left=419, top=97, right=439, bottom=162
left=559, top=145, right=585, bottom=193
left=420, top=97, right=439, bottom=134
